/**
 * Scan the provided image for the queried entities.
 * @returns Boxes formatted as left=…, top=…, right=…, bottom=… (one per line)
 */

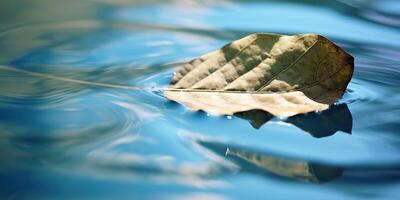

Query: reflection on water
left=286, top=104, right=352, bottom=138
left=235, top=104, right=352, bottom=138
left=203, top=142, right=344, bottom=183
left=225, top=147, right=343, bottom=183
left=1, top=0, right=400, bottom=199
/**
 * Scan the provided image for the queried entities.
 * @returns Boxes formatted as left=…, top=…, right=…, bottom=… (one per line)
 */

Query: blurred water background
left=0, top=0, right=400, bottom=199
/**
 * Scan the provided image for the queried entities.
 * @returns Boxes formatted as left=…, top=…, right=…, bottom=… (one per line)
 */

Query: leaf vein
left=256, top=40, right=320, bottom=92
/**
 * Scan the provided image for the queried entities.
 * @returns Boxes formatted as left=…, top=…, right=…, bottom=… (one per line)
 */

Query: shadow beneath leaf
left=235, top=104, right=352, bottom=138
left=199, top=141, right=343, bottom=183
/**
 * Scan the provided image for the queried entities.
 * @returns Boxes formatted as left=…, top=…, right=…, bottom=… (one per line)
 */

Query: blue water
left=1, top=0, right=400, bottom=199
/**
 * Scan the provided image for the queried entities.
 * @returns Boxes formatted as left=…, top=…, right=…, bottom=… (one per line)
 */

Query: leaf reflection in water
left=225, top=148, right=343, bottom=183
left=235, top=103, right=352, bottom=138
left=199, top=141, right=343, bottom=183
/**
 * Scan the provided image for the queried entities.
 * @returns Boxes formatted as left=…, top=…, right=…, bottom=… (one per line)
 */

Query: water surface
left=1, top=0, right=400, bottom=199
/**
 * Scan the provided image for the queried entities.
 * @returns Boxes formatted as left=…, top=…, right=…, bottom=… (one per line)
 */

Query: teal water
left=1, top=0, right=400, bottom=199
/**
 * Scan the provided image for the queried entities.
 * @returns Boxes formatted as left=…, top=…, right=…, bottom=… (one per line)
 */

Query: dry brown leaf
left=164, top=33, right=354, bottom=117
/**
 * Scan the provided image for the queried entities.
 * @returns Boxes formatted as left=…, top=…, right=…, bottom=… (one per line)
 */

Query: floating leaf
left=164, top=33, right=354, bottom=117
